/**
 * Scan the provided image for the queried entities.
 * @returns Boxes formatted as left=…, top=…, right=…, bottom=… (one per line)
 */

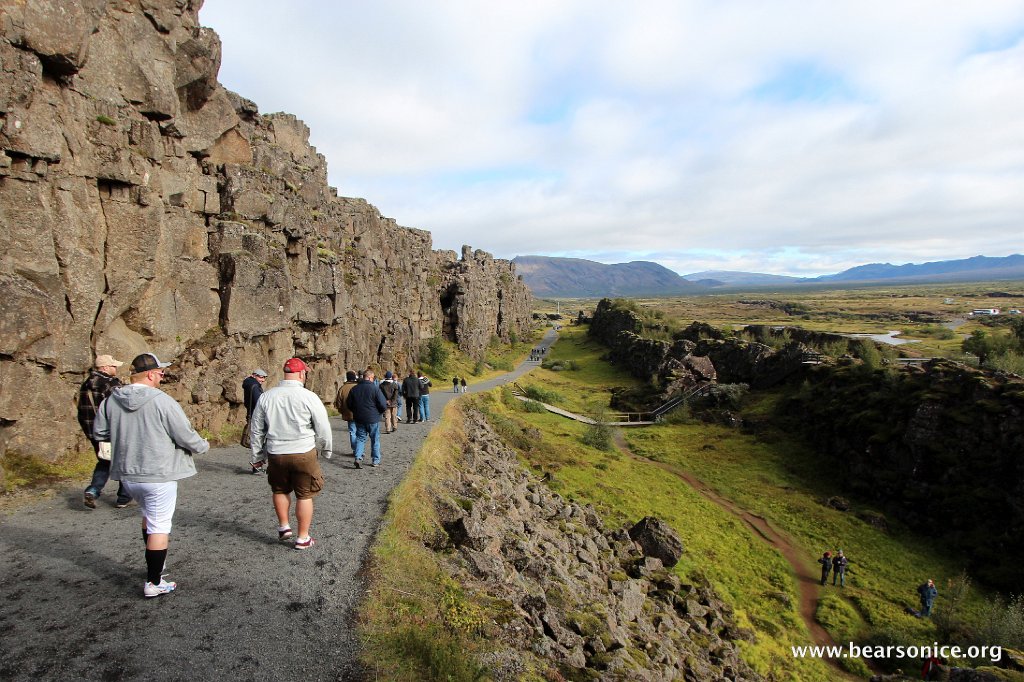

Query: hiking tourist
left=346, top=369, right=387, bottom=468
left=917, top=579, right=938, bottom=617
left=417, top=370, right=432, bottom=421
left=334, top=370, right=359, bottom=454
left=242, top=368, right=268, bottom=472
left=831, top=549, right=848, bottom=587
left=380, top=371, right=400, bottom=433
left=460, top=376, right=467, bottom=393
left=453, top=375, right=459, bottom=392
left=79, top=353, right=131, bottom=509
left=818, top=551, right=832, bottom=586
left=401, top=370, right=421, bottom=423
left=249, top=358, right=332, bottom=550
left=93, top=353, right=209, bottom=597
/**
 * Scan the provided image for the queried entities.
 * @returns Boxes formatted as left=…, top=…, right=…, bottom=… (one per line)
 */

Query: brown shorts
left=267, top=448, right=324, bottom=500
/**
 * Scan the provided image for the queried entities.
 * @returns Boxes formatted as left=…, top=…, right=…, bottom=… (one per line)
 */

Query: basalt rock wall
left=0, top=0, right=531, bottom=474
left=785, top=360, right=1024, bottom=592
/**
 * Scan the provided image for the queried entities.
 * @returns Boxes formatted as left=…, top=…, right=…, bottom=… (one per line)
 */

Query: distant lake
left=843, top=331, right=920, bottom=346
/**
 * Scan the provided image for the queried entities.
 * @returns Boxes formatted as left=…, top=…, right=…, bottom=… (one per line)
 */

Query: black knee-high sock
left=145, top=549, right=167, bottom=585
left=142, top=528, right=149, bottom=545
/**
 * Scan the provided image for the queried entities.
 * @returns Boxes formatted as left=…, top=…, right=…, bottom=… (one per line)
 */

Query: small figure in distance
left=831, top=549, right=848, bottom=587
left=417, top=370, right=432, bottom=421
left=401, top=369, right=421, bottom=423
left=242, top=368, right=268, bottom=472
left=250, top=358, right=332, bottom=550
left=460, top=376, right=467, bottom=393
left=917, top=578, right=938, bottom=617
left=818, top=551, right=832, bottom=586
left=379, top=371, right=400, bottom=434
left=453, top=375, right=459, bottom=393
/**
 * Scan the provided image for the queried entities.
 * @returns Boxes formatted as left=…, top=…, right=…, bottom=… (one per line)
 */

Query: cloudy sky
left=199, top=1, right=1024, bottom=277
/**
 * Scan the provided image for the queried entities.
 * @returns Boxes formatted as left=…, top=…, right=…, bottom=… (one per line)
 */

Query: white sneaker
left=144, top=579, right=177, bottom=598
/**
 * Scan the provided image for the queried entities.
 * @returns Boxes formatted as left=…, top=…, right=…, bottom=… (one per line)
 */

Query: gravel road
left=0, top=331, right=555, bottom=682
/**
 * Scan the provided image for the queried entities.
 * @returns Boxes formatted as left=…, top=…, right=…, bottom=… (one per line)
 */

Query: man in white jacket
left=94, top=352, right=209, bottom=598
left=249, top=357, right=332, bottom=550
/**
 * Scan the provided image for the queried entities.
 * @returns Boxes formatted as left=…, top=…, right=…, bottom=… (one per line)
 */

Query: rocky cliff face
left=786, top=360, right=1024, bottom=592
left=0, top=0, right=531, bottom=473
left=435, top=408, right=761, bottom=681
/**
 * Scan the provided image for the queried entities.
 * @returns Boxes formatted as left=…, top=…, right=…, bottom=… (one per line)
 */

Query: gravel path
left=0, top=331, right=555, bottom=682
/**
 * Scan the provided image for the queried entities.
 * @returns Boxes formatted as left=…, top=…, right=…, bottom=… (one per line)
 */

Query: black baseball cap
left=130, top=353, right=172, bottom=374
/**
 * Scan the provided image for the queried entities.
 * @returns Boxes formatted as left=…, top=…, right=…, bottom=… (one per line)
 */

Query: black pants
left=405, top=397, right=421, bottom=422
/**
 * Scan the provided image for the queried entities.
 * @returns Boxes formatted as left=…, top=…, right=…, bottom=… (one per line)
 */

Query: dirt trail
left=612, top=431, right=872, bottom=676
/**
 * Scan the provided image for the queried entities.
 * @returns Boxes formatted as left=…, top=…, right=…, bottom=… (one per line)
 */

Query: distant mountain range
left=513, top=254, right=1024, bottom=297
left=512, top=256, right=701, bottom=297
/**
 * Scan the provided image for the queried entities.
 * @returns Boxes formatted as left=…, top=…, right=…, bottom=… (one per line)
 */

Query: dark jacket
left=78, top=369, right=122, bottom=442
left=380, top=380, right=399, bottom=406
left=346, top=380, right=387, bottom=424
left=832, top=555, right=848, bottom=572
left=918, top=583, right=937, bottom=604
left=401, top=374, right=421, bottom=399
left=419, top=375, right=432, bottom=395
left=334, top=380, right=358, bottom=421
left=242, top=376, right=263, bottom=418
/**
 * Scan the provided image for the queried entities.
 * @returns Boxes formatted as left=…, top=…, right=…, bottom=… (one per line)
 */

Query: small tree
left=422, top=329, right=450, bottom=373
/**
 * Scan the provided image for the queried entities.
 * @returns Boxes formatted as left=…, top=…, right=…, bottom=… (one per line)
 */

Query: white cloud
left=199, top=0, right=1024, bottom=276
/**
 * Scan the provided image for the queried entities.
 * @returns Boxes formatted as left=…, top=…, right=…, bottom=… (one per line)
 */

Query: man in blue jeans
left=346, top=370, right=387, bottom=468
left=417, top=370, right=432, bottom=421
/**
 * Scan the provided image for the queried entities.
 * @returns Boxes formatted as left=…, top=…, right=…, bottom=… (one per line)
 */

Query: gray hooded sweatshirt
left=93, top=384, right=209, bottom=483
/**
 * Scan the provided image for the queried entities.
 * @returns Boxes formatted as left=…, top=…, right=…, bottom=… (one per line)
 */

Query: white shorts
left=121, top=481, right=178, bottom=534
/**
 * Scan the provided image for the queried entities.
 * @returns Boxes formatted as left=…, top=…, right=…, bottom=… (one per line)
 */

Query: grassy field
left=495, top=325, right=1000, bottom=679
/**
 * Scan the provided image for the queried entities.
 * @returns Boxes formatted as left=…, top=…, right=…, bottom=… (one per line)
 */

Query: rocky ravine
left=432, top=407, right=762, bottom=681
left=0, top=0, right=532, bottom=477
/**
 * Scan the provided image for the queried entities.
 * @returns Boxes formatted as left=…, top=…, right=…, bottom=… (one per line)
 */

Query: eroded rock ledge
left=432, top=408, right=762, bottom=681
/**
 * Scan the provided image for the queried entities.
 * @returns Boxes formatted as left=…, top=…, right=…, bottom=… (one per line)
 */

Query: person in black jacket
left=379, top=372, right=400, bottom=433
left=831, top=549, right=848, bottom=587
left=401, top=370, right=421, bottom=423
left=80, top=354, right=130, bottom=509
left=817, top=551, right=832, bottom=586
left=242, top=369, right=268, bottom=473
left=346, top=370, right=387, bottom=467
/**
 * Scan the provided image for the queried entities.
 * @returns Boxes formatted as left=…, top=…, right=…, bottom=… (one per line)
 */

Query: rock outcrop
left=787, top=359, right=1024, bottom=592
left=433, top=408, right=762, bottom=681
left=0, top=0, right=531, bottom=475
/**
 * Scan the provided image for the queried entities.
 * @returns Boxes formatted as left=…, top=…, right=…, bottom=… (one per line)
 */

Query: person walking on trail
left=401, top=370, right=421, bottom=423
left=417, top=370, right=433, bottom=421
left=379, top=371, right=399, bottom=434
left=93, top=353, right=209, bottom=598
left=917, top=579, right=938, bottom=617
left=80, top=353, right=132, bottom=509
left=831, top=549, right=848, bottom=587
left=460, top=376, right=467, bottom=393
left=453, top=375, right=459, bottom=393
left=333, top=370, right=359, bottom=454
left=346, top=370, right=387, bottom=468
left=242, top=369, right=268, bottom=473
left=817, top=551, right=832, bottom=586
left=249, top=358, right=332, bottom=551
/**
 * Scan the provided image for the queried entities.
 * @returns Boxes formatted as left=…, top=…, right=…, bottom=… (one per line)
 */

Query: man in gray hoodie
left=93, top=353, right=209, bottom=598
